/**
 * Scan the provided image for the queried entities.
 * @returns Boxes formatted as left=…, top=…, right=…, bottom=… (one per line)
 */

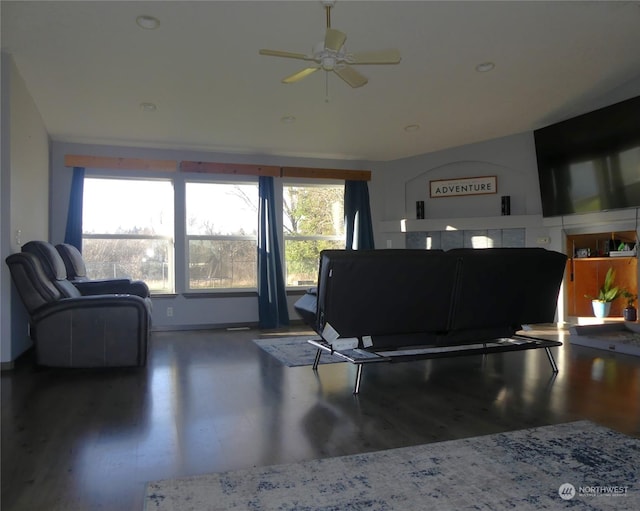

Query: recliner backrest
left=55, top=243, right=89, bottom=281
left=21, top=241, right=81, bottom=298
left=55, top=242, right=151, bottom=299
left=6, top=252, right=65, bottom=314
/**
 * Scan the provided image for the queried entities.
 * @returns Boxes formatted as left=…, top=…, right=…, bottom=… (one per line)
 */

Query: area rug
left=252, top=336, right=345, bottom=367
left=144, top=420, right=639, bottom=510
left=570, top=323, right=640, bottom=357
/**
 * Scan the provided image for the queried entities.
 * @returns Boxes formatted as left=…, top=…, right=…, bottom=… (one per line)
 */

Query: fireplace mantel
left=379, top=214, right=543, bottom=233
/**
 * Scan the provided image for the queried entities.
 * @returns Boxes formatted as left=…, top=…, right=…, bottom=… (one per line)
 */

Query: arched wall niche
left=405, top=160, right=526, bottom=220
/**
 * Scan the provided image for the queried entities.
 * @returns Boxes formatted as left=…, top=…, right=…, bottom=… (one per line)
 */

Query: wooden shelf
left=573, top=257, right=637, bottom=262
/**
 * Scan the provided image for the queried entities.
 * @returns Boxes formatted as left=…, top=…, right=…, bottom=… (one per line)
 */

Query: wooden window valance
left=64, top=155, right=177, bottom=172
left=180, top=161, right=370, bottom=181
left=65, top=154, right=371, bottom=181
left=179, top=161, right=280, bottom=177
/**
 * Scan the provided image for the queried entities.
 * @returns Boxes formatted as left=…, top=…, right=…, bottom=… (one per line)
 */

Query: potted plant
left=584, top=267, right=621, bottom=318
left=621, top=290, right=637, bottom=321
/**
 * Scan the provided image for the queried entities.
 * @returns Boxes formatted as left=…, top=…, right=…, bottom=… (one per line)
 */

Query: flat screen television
left=534, top=95, right=640, bottom=217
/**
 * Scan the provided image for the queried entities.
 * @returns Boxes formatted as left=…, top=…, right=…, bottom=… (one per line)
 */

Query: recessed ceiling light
left=475, top=62, right=495, bottom=73
left=140, top=102, right=157, bottom=112
left=280, top=116, right=296, bottom=124
left=404, top=124, right=420, bottom=132
left=136, top=15, right=160, bottom=30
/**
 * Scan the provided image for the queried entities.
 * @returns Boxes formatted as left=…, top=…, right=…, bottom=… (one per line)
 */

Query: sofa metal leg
left=313, top=348, right=322, bottom=371
left=354, top=364, right=363, bottom=394
left=545, top=347, right=559, bottom=373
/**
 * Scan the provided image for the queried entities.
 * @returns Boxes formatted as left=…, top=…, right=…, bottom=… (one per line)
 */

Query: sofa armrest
left=294, top=288, right=318, bottom=330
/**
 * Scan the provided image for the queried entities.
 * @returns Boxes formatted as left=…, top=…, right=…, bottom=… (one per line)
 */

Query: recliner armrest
left=73, top=279, right=150, bottom=298
left=30, top=294, right=150, bottom=368
left=32, top=293, right=150, bottom=322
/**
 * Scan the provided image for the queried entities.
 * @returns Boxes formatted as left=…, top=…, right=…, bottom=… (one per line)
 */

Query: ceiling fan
left=259, top=0, right=401, bottom=88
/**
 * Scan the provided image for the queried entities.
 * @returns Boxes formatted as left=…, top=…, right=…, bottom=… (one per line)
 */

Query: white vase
left=592, top=300, right=611, bottom=318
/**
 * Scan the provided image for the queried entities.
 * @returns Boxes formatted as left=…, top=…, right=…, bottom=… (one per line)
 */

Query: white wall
left=1, top=53, right=50, bottom=364
left=1, top=54, right=11, bottom=364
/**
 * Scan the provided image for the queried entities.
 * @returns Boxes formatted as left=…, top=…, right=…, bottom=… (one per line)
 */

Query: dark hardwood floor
left=2, top=325, right=639, bottom=510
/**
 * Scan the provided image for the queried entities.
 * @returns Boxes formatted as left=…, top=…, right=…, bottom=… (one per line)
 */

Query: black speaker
left=416, top=201, right=425, bottom=219
left=501, top=196, right=511, bottom=216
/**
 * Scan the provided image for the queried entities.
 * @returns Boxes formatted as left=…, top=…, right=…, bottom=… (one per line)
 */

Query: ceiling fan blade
left=350, top=49, right=401, bottom=65
left=325, top=28, right=347, bottom=51
left=282, top=66, right=321, bottom=84
left=259, top=49, right=311, bottom=61
left=334, top=66, right=368, bottom=88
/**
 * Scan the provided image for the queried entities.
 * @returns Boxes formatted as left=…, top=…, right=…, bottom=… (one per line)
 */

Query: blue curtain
left=344, top=180, right=375, bottom=250
left=258, top=176, right=290, bottom=328
left=64, top=166, right=85, bottom=251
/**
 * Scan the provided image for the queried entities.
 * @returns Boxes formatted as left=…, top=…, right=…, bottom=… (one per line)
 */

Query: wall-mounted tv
left=534, top=95, right=640, bottom=217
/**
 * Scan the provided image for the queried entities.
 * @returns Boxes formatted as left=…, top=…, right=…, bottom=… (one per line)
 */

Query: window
left=81, top=177, right=346, bottom=293
left=283, top=183, right=345, bottom=287
left=186, top=182, right=258, bottom=290
left=82, top=178, right=175, bottom=293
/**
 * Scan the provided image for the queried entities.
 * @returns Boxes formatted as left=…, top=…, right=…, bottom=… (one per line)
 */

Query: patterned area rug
left=252, top=336, right=345, bottom=367
left=144, top=421, right=639, bottom=511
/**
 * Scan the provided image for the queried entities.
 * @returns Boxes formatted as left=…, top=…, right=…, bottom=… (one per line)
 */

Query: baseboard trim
left=151, top=319, right=306, bottom=332
left=151, top=322, right=260, bottom=332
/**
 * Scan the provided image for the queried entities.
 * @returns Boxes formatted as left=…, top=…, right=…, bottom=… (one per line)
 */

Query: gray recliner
left=6, top=243, right=150, bottom=368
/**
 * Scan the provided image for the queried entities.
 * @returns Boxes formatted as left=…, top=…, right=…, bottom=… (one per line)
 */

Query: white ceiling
left=3, top=1, right=640, bottom=162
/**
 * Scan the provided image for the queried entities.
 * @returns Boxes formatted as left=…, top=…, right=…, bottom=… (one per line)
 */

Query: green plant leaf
left=595, top=267, right=621, bottom=302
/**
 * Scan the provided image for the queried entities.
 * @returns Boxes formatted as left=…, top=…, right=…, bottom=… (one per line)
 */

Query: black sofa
left=295, top=248, right=567, bottom=392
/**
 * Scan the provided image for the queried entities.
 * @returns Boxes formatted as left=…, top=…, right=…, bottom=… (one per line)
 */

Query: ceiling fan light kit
left=475, top=61, right=495, bottom=73
left=259, top=0, right=401, bottom=89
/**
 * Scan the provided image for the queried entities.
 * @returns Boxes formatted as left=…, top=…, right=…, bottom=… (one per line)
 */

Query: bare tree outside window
left=186, top=182, right=258, bottom=289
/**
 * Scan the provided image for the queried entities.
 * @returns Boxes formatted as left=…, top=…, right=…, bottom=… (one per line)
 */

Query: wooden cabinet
left=566, top=231, right=637, bottom=318
left=567, top=257, right=638, bottom=317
